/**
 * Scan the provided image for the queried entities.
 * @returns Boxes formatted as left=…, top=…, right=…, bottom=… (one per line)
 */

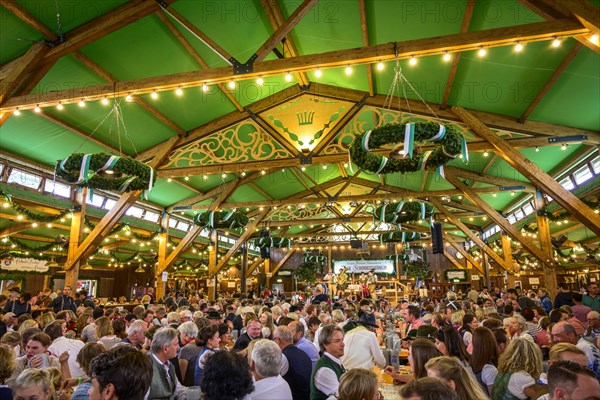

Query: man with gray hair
left=119, top=320, right=147, bottom=350
left=271, top=305, right=283, bottom=326
left=177, top=321, right=200, bottom=386
left=249, top=339, right=292, bottom=400
left=167, top=312, right=179, bottom=329
left=148, top=327, right=184, bottom=400
left=310, top=324, right=346, bottom=400
left=273, top=325, right=311, bottom=400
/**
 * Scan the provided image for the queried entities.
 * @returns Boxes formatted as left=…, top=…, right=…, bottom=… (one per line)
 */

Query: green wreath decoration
left=373, top=201, right=435, bottom=225
left=194, top=210, right=248, bottom=229
left=349, top=122, right=466, bottom=174
left=404, top=260, right=429, bottom=279
left=379, top=231, right=423, bottom=244
left=55, top=153, right=156, bottom=194
left=253, top=237, right=291, bottom=249
left=295, top=261, right=320, bottom=283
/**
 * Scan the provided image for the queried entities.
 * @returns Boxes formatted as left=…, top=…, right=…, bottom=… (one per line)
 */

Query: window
left=169, top=219, right=178, bottom=228
left=126, top=206, right=144, bottom=218
left=104, top=198, right=117, bottom=210
left=559, top=176, right=575, bottom=191
left=591, top=156, right=600, bottom=174
left=8, top=168, right=42, bottom=189
left=522, top=202, right=534, bottom=216
left=507, top=215, right=516, bottom=224
left=177, top=221, right=189, bottom=231
left=514, top=209, right=524, bottom=221
left=144, top=211, right=160, bottom=223
left=45, top=180, right=71, bottom=198
left=86, top=192, right=105, bottom=208
left=573, top=165, right=593, bottom=185
left=0, top=164, right=4, bottom=178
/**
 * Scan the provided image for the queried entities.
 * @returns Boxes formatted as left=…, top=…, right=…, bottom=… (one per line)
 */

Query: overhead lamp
left=80, top=262, right=93, bottom=270
left=590, top=34, right=599, bottom=45
left=78, top=99, right=86, bottom=107
left=314, top=68, right=322, bottom=77
left=478, top=47, right=487, bottom=57
left=34, top=105, right=41, bottom=113
left=535, top=147, right=540, bottom=152
left=228, top=80, right=236, bottom=89
left=409, top=56, right=417, bottom=65
left=46, top=259, right=59, bottom=268
left=101, top=97, right=109, bottom=105
left=514, top=42, right=523, bottom=52
left=345, top=66, right=353, bottom=75
left=285, top=72, right=293, bottom=82
left=151, top=90, right=158, bottom=99
left=483, top=150, right=489, bottom=157
left=175, top=87, right=183, bottom=96
left=202, top=83, right=209, bottom=92
left=256, top=77, right=264, bottom=85
left=443, top=52, right=451, bottom=62
left=552, top=38, right=561, bottom=47
left=376, top=62, right=384, bottom=70
left=56, top=102, right=64, bottom=110
left=13, top=108, right=21, bottom=116
left=561, top=144, right=568, bottom=151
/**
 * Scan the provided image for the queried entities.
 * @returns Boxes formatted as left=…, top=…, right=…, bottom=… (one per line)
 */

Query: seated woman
left=471, top=326, right=499, bottom=397
left=435, top=326, right=471, bottom=368
left=194, top=325, right=220, bottom=386
left=0, top=344, right=15, bottom=398
left=385, top=338, right=442, bottom=384
left=63, top=343, right=105, bottom=400
left=426, top=356, right=489, bottom=400
left=200, top=351, right=254, bottom=400
left=337, top=368, right=379, bottom=400
left=492, top=338, right=545, bottom=400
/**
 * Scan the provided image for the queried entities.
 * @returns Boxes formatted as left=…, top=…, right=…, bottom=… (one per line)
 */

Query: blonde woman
left=337, top=368, right=379, bottom=400
left=95, top=317, right=120, bottom=350
left=259, top=311, right=275, bottom=339
left=451, top=310, right=465, bottom=329
left=425, top=356, right=489, bottom=400
left=332, top=309, right=346, bottom=328
left=492, top=338, right=544, bottom=400
left=18, top=319, right=39, bottom=335
left=39, top=313, right=55, bottom=330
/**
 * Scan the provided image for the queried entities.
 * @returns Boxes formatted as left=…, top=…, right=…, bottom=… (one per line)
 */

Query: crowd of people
left=0, top=281, right=599, bottom=400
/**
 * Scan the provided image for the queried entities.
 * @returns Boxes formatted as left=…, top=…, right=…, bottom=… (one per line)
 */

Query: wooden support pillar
left=209, top=230, right=218, bottom=300
left=155, top=213, right=169, bottom=301
left=501, top=233, right=516, bottom=289
left=241, top=243, right=248, bottom=294
left=534, top=190, right=558, bottom=298
left=65, top=188, right=87, bottom=290
left=444, top=234, right=485, bottom=274
left=327, top=247, right=332, bottom=274
left=264, top=258, right=272, bottom=290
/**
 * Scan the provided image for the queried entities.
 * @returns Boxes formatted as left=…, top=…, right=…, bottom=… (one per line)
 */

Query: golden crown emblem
left=296, top=111, right=315, bottom=126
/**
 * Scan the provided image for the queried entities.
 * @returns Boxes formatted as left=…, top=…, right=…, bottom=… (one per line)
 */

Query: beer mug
left=28, top=354, right=49, bottom=369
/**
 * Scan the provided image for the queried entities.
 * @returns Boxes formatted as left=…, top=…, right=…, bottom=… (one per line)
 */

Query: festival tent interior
left=0, top=0, right=599, bottom=300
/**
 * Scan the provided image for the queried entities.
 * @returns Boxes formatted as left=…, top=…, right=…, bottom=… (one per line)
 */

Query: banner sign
left=333, top=259, right=394, bottom=274
left=445, top=269, right=467, bottom=282
left=1, top=257, right=49, bottom=273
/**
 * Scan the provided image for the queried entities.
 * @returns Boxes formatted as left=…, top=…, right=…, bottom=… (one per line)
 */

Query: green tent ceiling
left=0, top=0, right=599, bottom=273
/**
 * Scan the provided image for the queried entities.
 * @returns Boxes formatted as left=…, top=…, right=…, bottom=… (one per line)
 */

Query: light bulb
left=256, top=77, right=264, bottom=85
left=13, top=108, right=21, bottom=116
left=56, top=102, right=63, bottom=110
left=515, top=42, right=523, bottom=52
left=561, top=143, right=568, bottom=150
left=483, top=150, right=489, bottom=157
left=478, top=47, right=486, bottom=57
left=125, top=95, right=133, bottom=102
left=535, top=146, right=540, bottom=152
left=184, top=176, right=189, bottom=181
left=409, top=56, right=417, bottom=65
left=167, top=178, right=172, bottom=182
left=101, top=97, right=109, bottom=105
left=285, top=72, right=292, bottom=82
left=202, top=83, right=208, bottom=92
left=443, top=52, right=451, bottom=62
left=314, top=68, right=322, bottom=77
left=552, top=38, right=561, bottom=47
left=151, top=91, right=158, bottom=99
left=345, top=66, right=352, bottom=75
left=377, top=62, right=384, bottom=71
left=590, top=34, right=599, bottom=45
left=222, top=173, right=227, bottom=178
left=175, top=87, right=183, bottom=96
left=261, top=170, right=266, bottom=175
left=78, top=99, right=86, bottom=107
left=34, top=105, right=41, bottom=113
left=228, top=80, right=236, bottom=89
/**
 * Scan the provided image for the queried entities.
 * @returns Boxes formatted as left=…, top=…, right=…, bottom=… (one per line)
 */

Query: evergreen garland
left=194, top=211, right=248, bottom=229
left=349, top=122, right=463, bottom=174
left=253, top=237, right=291, bottom=249
left=56, top=153, right=155, bottom=192
left=379, top=231, right=422, bottom=243
left=404, top=260, right=429, bottom=279
left=373, top=201, right=435, bottom=224
left=1, top=191, right=71, bottom=223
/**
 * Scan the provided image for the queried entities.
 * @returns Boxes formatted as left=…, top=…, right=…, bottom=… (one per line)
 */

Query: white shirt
left=250, top=375, right=292, bottom=400
left=48, top=336, right=85, bottom=378
left=314, top=352, right=344, bottom=398
left=341, top=326, right=386, bottom=369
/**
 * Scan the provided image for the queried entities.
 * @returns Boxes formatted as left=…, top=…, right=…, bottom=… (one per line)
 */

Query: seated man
left=233, top=319, right=262, bottom=351
left=273, top=325, right=311, bottom=400
left=88, top=345, right=152, bottom=400
left=119, top=320, right=147, bottom=350
left=546, top=360, right=599, bottom=400
left=310, top=324, right=346, bottom=400
left=249, top=339, right=292, bottom=400
left=148, top=327, right=184, bottom=400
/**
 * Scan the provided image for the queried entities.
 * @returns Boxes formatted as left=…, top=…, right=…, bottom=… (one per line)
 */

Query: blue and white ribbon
left=430, top=124, right=446, bottom=141
left=376, top=156, right=388, bottom=174
left=404, top=123, right=415, bottom=159
left=118, top=176, right=136, bottom=192
left=436, top=166, right=446, bottom=180
left=361, top=130, right=373, bottom=151
left=461, top=137, right=469, bottom=164
left=420, top=202, right=426, bottom=220
left=417, top=151, right=432, bottom=171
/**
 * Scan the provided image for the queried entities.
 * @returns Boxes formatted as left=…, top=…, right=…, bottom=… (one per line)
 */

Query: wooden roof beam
left=155, top=11, right=243, bottom=112
left=270, top=246, right=298, bottom=275
left=253, top=0, right=318, bottom=62
left=0, top=43, right=48, bottom=105
left=260, top=0, right=309, bottom=86
left=2, top=19, right=588, bottom=112
left=444, top=166, right=537, bottom=192
left=445, top=171, right=557, bottom=267
left=429, top=197, right=512, bottom=273
left=441, top=0, right=477, bottom=109
left=519, top=42, right=584, bottom=122
left=518, top=0, right=599, bottom=53
left=357, top=0, right=374, bottom=96
left=0, top=0, right=57, bottom=39
left=451, top=106, right=600, bottom=237
left=246, top=257, right=264, bottom=278
left=444, top=234, right=485, bottom=274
